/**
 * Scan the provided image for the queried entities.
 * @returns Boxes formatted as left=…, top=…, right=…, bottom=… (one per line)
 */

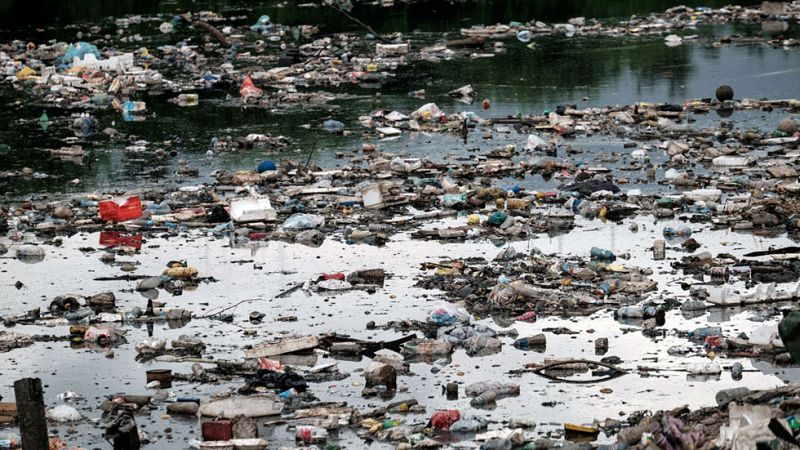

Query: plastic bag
left=258, top=358, right=284, bottom=371
left=410, top=103, right=444, bottom=122
left=251, top=15, right=272, bottom=32
left=317, top=279, right=352, bottom=291
left=440, top=193, right=467, bottom=207
left=135, top=337, right=166, bottom=354
left=84, top=326, right=114, bottom=343
left=389, top=157, right=422, bottom=173
left=524, top=134, right=546, bottom=150
left=282, top=213, right=325, bottom=230
left=430, top=410, right=461, bottom=430
left=62, top=42, right=100, bottom=65
left=240, top=74, right=263, bottom=97
left=322, top=119, right=345, bottom=132
left=46, top=405, right=81, bottom=422
left=464, top=335, right=502, bottom=355
left=465, top=381, right=520, bottom=397
left=427, top=303, right=471, bottom=326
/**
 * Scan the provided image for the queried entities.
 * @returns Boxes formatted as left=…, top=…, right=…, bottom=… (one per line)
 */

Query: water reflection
left=0, top=0, right=796, bottom=200
left=0, top=0, right=765, bottom=31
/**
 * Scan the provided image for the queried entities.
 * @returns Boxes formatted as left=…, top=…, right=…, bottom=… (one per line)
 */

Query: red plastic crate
left=202, top=419, right=233, bottom=441
left=98, top=196, right=142, bottom=222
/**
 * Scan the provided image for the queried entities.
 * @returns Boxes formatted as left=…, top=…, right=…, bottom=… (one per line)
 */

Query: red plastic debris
left=98, top=196, right=142, bottom=222
left=430, top=409, right=460, bottom=430
left=515, top=311, right=537, bottom=322
left=240, top=74, right=263, bottom=97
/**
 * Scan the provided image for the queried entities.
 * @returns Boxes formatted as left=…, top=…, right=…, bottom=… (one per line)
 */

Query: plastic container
left=202, top=420, right=233, bottom=441
left=146, top=369, right=173, bottom=388
left=590, top=247, right=615, bottom=261
left=688, top=326, right=722, bottom=339
left=730, top=362, right=743, bottom=379
left=663, top=225, right=692, bottom=238
left=513, top=334, right=546, bottom=349
left=470, top=390, right=497, bottom=408
left=595, top=279, right=623, bottom=297
left=98, top=196, right=142, bottom=222
left=230, top=196, right=276, bottom=223
left=256, top=160, right=276, bottom=173
left=465, top=382, right=520, bottom=397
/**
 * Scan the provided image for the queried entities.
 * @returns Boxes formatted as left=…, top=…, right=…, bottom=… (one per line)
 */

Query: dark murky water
left=0, top=1, right=798, bottom=200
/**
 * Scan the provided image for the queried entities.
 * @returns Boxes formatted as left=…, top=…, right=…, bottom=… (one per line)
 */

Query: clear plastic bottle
left=688, top=326, right=722, bottom=339
left=590, top=247, right=615, bottom=260
left=663, top=224, right=692, bottom=238
left=470, top=390, right=497, bottom=408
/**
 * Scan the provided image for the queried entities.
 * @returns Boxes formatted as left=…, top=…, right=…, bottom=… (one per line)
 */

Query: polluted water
left=1, top=1, right=800, bottom=449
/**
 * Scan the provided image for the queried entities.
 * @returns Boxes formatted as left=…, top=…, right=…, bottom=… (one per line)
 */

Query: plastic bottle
left=465, top=382, right=519, bottom=397
left=715, top=387, right=750, bottom=405
left=279, top=388, right=297, bottom=398
left=590, top=247, right=616, bottom=261
left=513, top=335, right=546, bottom=348
left=688, top=360, right=722, bottom=375
left=688, top=326, right=722, bottom=339
left=64, top=308, right=93, bottom=322
left=595, top=279, right=623, bottom=297
left=615, top=305, right=661, bottom=319
left=470, top=390, right=497, bottom=408
left=516, top=30, right=532, bottom=43
left=450, top=418, right=487, bottom=432
left=663, top=224, right=692, bottom=238
left=615, top=306, right=645, bottom=318
left=730, top=362, right=743, bottom=380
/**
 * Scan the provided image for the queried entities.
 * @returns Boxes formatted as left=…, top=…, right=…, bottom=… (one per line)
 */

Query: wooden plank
left=0, top=402, right=17, bottom=414
left=13, top=378, right=48, bottom=450
left=244, top=336, right=319, bottom=359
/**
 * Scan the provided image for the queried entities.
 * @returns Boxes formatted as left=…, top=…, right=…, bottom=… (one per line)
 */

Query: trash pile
left=461, top=2, right=800, bottom=48
left=2, top=1, right=800, bottom=450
